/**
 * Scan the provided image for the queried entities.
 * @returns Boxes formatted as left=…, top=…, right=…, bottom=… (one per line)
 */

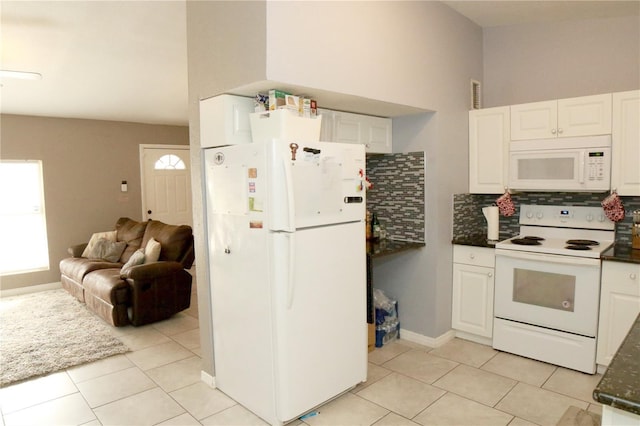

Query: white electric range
left=493, top=205, right=615, bottom=374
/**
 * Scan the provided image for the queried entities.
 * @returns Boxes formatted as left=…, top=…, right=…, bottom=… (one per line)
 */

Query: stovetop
left=495, top=205, right=615, bottom=259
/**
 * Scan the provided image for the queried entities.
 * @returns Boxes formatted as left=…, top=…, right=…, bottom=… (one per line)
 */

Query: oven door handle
left=495, top=249, right=600, bottom=267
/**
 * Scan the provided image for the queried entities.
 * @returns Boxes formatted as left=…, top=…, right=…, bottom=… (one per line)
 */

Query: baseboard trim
left=201, top=370, right=216, bottom=388
left=400, top=328, right=456, bottom=348
left=454, top=330, right=493, bottom=347
left=0, top=282, right=62, bottom=298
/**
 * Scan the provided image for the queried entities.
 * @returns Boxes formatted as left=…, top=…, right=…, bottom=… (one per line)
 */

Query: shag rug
left=0, top=289, right=129, bottom=387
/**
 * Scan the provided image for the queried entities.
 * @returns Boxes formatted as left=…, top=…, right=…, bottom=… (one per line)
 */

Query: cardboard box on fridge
left=268, top=89, right=288, bottom=111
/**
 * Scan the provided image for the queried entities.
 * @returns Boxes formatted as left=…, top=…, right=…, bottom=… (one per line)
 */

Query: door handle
left=147, top=210, right=152, bottom=214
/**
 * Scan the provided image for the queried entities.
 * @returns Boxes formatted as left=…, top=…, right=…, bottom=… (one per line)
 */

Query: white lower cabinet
left=452, top=245, right=495, bottom=339
left=596, top=261, right=640, bottom=366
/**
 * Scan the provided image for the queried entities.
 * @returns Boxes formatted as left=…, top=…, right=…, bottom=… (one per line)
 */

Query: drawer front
left=602, top=261, right=640, bottom=289
left=453, top=245, right=495, bottom=268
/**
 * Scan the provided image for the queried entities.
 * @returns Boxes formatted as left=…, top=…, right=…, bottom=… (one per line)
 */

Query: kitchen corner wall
left=366, top=152, right=425, bottom=243
left=453, top=192, right=640, bottom=245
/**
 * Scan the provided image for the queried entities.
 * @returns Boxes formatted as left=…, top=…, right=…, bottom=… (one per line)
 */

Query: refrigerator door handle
left=268, top=140, right=295, bottom=232
left=283, top=158, right=296, bottom=233
left=286, top=232, right=296, bottom=309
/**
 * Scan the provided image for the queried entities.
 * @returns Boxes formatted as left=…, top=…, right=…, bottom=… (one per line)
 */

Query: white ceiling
left=1, top=1, right=638, bottom=127
left=1, top=1, right=188, bottom=126
left=444, top=0, right=640, bottom=28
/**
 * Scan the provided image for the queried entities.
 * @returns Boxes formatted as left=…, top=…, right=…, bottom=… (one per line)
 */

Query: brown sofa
left=60, top=217, right=195, bottom=327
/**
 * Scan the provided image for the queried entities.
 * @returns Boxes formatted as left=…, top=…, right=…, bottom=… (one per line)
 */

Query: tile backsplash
left=366, top=152, right=425, bottom=242
left=453, top=192, right=640, bottom=245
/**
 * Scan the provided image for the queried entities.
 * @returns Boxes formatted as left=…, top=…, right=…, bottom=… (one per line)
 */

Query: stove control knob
left=598, top=214, right=606, bottom=222
left=526, top=211, right=534, bottom=219
left=536, top=212, right=543, bottom=219
left=586, top=214, right=594, bottom=222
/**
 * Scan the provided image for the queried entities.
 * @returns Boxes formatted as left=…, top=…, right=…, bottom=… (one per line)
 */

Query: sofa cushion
left=115, top=218, right=148, bottom=263
left=83, top=269, right=130, bottom=305
left=141, top=220, right=193, bottom=264
left=81, top=230, right=117, bottom=258
left=60, top=257, right=122, bottom=284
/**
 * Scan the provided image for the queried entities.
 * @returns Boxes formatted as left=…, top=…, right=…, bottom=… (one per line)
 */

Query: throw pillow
left=120, top=249, right=146, bottom=276
left=88, top=238, right=127, bottom=262
left=82, top=230, right=117, bottom=258
left=144, top=237, right=161, bottom=263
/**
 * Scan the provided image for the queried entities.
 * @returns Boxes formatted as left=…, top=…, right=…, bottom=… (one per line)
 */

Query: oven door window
left=513, top=269, right=575, bottom=312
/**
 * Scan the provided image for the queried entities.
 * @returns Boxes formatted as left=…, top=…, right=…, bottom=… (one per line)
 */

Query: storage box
left=249, top=110, right=322, bottom=143
left=268, top=89, right=288, bottom=111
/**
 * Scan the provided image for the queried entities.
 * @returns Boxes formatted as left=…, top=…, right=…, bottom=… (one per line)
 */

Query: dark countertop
left=601, top=244, right=640, bottom=264
left=451, top=233, right=516, bottom=248
left=593, top=313, right=640, bottom=415
left=367, top=239, right=425, bottom=258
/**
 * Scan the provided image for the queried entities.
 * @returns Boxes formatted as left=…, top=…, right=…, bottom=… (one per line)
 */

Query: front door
left=140, top=145, right=192, bottom=226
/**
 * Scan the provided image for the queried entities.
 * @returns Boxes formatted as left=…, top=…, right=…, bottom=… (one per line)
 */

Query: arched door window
left=154, top=154, right=186, bottom=170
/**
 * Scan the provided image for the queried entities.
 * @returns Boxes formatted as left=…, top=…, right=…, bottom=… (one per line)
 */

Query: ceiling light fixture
left=0, top=70, right=43, bottom=80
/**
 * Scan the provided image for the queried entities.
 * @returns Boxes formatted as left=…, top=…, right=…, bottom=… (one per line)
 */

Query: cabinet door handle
left=551, top=128, right=557, bottom=135
left=469, top=253, right=475, bottom=259
left=488, top=272, right=493, bottom=277
left=558, top=128, right=563, bottom=134
left=631, top=273, right=637, bottom=280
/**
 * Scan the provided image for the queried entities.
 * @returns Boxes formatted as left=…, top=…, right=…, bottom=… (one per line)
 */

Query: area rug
left=0, top=289, right=129, bottom=387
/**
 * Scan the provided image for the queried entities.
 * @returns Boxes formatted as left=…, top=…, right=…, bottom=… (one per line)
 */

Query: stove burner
left=566, top=239, right=599, bottom=246
left=523, top=236, right=545, bottom=241
left=511, top=238, right=542, bottom=246
left=565, top=244, right=592, bottom=250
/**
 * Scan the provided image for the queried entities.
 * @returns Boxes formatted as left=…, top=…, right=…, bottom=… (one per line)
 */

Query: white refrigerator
left=204, top=138, right=367, bottom=425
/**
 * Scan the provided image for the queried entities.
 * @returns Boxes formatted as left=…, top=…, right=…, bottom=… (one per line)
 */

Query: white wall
left=483, top=15, right=640, bottom=107
left=186, top=0, right=267, bottom=376
left=187, top=0, right=483, bottom=374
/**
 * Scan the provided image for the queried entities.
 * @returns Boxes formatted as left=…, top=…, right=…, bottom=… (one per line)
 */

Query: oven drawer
left=453, top=245, right=495, bottom=268
left=493, top=318, right=596, bottom=373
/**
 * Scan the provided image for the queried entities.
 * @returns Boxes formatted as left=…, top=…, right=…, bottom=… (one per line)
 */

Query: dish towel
left=601, top=191, right=625, bottom=222
left=496, top=191, right=516, bottom=217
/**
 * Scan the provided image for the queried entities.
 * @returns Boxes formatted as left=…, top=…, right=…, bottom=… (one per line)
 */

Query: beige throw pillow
left=120, top=249, right=146, bottom=276
left=87, top=238, right=127, bottom=262
left=82, top=230, right=117, bottom=258
left=144, top=237, right=161, bottom=263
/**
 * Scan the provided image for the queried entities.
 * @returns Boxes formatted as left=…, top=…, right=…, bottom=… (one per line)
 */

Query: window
left=0, top=160, right=50, bottom=275
left=154, top=154, right=185, bottom=170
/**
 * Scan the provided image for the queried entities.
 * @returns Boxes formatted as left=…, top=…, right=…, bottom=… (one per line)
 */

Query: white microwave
left=508, top=135, right=611, bottom=192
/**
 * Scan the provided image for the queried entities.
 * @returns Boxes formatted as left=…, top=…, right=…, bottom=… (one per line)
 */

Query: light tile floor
left=0, top=292, right=604, bottom=426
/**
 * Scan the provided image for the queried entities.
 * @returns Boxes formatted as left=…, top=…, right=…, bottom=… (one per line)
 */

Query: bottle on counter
left=372, top=213, right=381, bottom=240
left=366, top=210, right=372, bottom=240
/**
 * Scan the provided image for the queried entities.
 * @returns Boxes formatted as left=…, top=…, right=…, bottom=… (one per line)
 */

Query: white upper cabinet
left=320, top=109, right=392, bottom=154
left=469, top=106, right=510, bottom=194
left=511, top=94, right=612, bottom=140
left=200, top=94, right=255, bottom=148
left=611, top=90, right=640, bottom=196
